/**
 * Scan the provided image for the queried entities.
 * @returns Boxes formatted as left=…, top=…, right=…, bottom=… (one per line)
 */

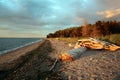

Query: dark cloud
left=0, top=0, right=53, bottom=23
left=21, top=0, right=54, bottom=18
left=0, top=0, right=120, bottom=37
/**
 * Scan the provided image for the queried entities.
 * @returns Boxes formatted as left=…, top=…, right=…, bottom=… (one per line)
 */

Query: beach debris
left=104, top=44, right=120, bottom=51
left=68, top=43, right=74, bottom=48
left=59, top=38, right=120, bottom=62
left=59, top=52, right=73, bottom=62
left=74, top=42, right=81, bottom=49
left=59, top=47, right=87, bottom=62
left=74, top=38, right=120, bottom=51
left=49, top=59, right=58, bottom=71
left=68, top=43, right=72, bottom=47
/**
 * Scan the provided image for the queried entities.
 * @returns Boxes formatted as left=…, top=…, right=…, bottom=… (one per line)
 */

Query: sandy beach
left=0, top=39, right=45, bottom=64
left=0, top=38, right=120, bottom=80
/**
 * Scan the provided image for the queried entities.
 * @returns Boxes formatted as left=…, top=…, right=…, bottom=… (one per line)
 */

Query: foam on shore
left=0, top=39, right=45, bottom=64
left=0, top=39, right=43, bottom=55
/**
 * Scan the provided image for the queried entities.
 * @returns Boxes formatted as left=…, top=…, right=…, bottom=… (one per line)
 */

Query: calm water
left=0, top=38, right=43, bottom=55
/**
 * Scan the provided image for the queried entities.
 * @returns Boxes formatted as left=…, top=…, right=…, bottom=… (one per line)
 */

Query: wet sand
left=0, top=39, right=45, bottom=64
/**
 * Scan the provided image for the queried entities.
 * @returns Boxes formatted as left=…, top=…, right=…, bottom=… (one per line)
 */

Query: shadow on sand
left=0, top=40, right=56, bottom=80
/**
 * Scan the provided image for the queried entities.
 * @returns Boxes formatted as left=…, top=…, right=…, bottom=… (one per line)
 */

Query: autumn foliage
left=47, top=21, right=120, bottom=38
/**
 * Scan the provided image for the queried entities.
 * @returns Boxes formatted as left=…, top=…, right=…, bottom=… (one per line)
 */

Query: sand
left=47, top=39, right=120, bottom=80
left=0, top=38, right=120, bottom=80
left=0, top=39, right=45, bottom=64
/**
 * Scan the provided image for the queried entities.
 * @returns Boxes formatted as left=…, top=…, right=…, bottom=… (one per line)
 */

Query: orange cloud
left=97, top=8, right=120, bottom=18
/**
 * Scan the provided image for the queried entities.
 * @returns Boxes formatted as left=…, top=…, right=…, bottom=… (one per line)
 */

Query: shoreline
left=0, top=39, right=45, bottom=64
left=0, top=39, right=43, bottom=55
left=0, top=39, right=56, bottom=80
left=0, top=38, right=120, bottom=80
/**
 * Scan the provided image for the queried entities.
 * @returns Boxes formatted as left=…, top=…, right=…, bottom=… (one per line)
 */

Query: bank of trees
left=47, top=21, right=120, bottom=38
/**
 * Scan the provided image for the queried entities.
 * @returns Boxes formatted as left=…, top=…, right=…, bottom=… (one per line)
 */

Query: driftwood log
left=49, top=59, right=58, bottom=71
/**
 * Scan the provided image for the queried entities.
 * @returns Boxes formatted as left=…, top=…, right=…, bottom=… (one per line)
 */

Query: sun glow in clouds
left=97, top=8, right=120, bottom=18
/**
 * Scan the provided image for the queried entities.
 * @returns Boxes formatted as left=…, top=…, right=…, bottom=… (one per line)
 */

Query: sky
left=0, top=0, right=120, bottom=37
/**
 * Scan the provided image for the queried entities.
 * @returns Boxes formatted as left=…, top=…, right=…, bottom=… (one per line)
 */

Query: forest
left=47, top=21, right=120, bottom=38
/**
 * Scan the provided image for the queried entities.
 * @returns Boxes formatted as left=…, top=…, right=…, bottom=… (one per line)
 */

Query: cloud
left=1, top=0, right=120, bottom=26
left=0, top=29, right=41, bottom=38
left=0, top=0, right=120, bottom=37
left=97, top=8, right=120, bottom=18
left=0, top=0, right=53, bottom=23
left=104, top=0, right=120, bottom=8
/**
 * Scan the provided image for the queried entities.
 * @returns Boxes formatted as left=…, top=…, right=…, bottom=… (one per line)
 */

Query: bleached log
left=68, top=47, right=87, bottom=59
left=59, top=47, right=87, bottom=61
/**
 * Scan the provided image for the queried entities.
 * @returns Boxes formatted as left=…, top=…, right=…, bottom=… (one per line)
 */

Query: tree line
left=47, top=21, right=120, bottom=38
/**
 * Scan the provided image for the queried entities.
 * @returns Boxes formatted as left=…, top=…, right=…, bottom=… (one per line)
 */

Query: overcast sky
left=0, top=0, right=120, bottom=37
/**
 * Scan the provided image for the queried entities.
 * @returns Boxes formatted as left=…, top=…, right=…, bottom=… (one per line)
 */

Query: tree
left=46, top=21, right=120, bottom=38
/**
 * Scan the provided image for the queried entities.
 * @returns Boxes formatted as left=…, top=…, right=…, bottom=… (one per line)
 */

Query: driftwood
left=45, top=59, right=59, bottom=80
left=59, top=47, right=87, bottom=62
left=49, top=59, right=58, bottom=71
left=75, top=38, right=120, bottom=51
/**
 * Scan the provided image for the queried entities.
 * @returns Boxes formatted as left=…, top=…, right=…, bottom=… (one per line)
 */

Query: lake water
left=0, top=38, right=43, bottom=55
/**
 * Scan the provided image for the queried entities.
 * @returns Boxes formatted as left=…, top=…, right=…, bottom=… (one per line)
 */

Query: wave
left=0, top=39, right=43, bottom=55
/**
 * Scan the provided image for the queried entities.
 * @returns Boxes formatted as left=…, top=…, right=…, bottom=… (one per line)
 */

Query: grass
left=58, top=37, right=87, bottom=43
left=57, top=34, right=120, bottom=45
left=99, top=34, right=120, bottom=45
left=58, top=37, right=78, bottom=43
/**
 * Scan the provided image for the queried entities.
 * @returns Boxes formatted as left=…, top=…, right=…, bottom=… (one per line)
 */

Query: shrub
left=109, top=34, right=120, bottom=45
